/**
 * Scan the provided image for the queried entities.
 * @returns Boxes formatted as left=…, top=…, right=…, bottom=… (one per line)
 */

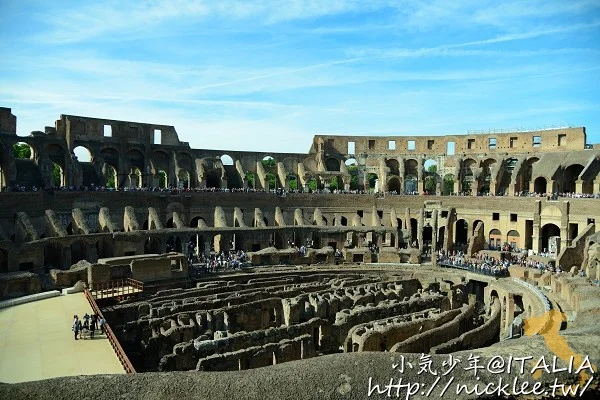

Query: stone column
left=418, top=209, right=424, bottom=251
left=575, top=179, right=583, bottom=194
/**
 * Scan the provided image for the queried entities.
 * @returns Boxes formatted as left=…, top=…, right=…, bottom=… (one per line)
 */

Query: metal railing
left=91, top=278, right=144, bottom=300
left=83, top=288, right=136, bottom=374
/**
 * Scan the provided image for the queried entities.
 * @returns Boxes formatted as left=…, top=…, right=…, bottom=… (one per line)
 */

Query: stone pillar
left=508, top=181, right=516, bottom=197
left=453, top=180, right=460, bottom=195
left=417, top=209, right=424, bottom=251
left=575, top=179, right=583, bottom=194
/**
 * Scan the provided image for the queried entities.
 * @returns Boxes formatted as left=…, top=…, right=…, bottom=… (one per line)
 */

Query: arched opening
left=52, top=163, right=63, bottom=187
left=461, top=159, right=477, bottom=194
left=443, top=174, right=455, bottom=195
left=534, top=177, right=547, bottom=194
left=262, top=156, right=276, bottom=168
left=387, top=176, right=401, bottom=193
left=245, top=171, right=255, bottom=188
left=410, top=218, right=418, bottom=246
left=307, top=176, right=317, bottom=192
left=489, top=229, right=502, bottom=250
left=563, top=164, right=584, bottom=193
left=345, top=159, right=359, bottom=190
left=540, top=223, right=561, bottom=254
left=386, top=159, right=399, bottom=176
left=480, top=158, right=497, bottom=195
left=340, top=216, right=348, bottom=226
left=507, top=230, right=520, bottom=251
left=367, top=173, right=378, bottom=192
left=423, top=225, right=433, bottom=250
left=287, top=173, right=297, bottom=190
left=325, top=157, right=340, bottom=172
left=206, top=170, right=220, bottom=188
left=437, top=226, right=446, bottom=250
left=105, top=164, right=117, bottom=189
left=13, top=142, right=33, bottom=160
left=517, top=157, right=539, bottom=193
left=73, top=145, right=98, bottom=186
left=455, top=219, right=468, bottom=246
left=190, top=216, right=207, bottom=228
left=423, top=159, right=438, bottom=194
left=265, top=172, right=277, bottom=190
left=73, top=146, right=92, bottom=162
left=220, top=154, right=234, bottom=166
left=404, top=159, right=418, bottom=193
left=157, top=169, right=167, bottom=189
left=130, top=167, right=142, bottom=188
left=178, top=169, right=190, bottom=189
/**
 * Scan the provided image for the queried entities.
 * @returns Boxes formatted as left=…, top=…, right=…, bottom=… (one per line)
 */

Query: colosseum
left=0, top=106, right=599, bottom=399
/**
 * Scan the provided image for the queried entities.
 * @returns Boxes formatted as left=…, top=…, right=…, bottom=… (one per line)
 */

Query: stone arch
left=178, top=169, right=190, bottom=189
left=74, top=145, right=93, bottom=162
left=387, top=176, right=401, bottom=193
left=262, top=155, right=276, bottom=169
left=540, top=223, right=561, bottom=253
left=220, top=154, right=234, bottom=166
left=325, top=157, right=340, bottom=172
left=534, top=177, right=547, bottom=193
left=455, top=219, right=468, bottom=246
left=423, top=159, right=438, bottom=194
left=480, top=158, right=497, bottom=194
left=442, top=173, right=455, bottom=195
left=563, top=164, right=585, bottom=193
left=461, top=158, right=477, bottom=194
left=367, top=173, right=379, bottom=192
left=13, top=141, right=35, bottom=160
left=386, top=159, right=399, bottom=176
left=507, top=230, right=520, bottom=250
left=152, top=150, right=170, bottom=186
left=489, top=229, right=502, bottom=249
left=130, top=167, right=143, bottom=188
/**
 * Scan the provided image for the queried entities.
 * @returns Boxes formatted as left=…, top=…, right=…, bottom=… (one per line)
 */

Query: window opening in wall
left=427, top=140, right=434, bottom=150
left=154, top=129, right=161, bottom=144
left=424, top=211, right=432, bottom=218
left=588, top=218, right=595, bottom=225
left=510, top=137, right=517, bottom=148
left=467, top=139, right=475, bottom=149
left=103, top=125, right=112, bottom=137
left=357, top=210, right=363, bottom=218
left=368, top=140, right=375, bottom=150
left=377, top=210, right=383, bottom=219
left=388, top=140, right=396, bottom=150
left=533, top=136, right=541, bottom=147
left=441, top=211, right=448, bottom=218
left=493, top=212, right=500, bottom=221
left=510, top=213, right=517, bottom=222
left=408, top=140, right=415, bottom=151
left=558, top=134, right=566, bottom=146
left=446, top=141, right=455, bottom=155
left=488, top=138, right=497, bottom=149
left=327, top=139, right=334, bottom=147
left=347, top=141, right=355, bottom=154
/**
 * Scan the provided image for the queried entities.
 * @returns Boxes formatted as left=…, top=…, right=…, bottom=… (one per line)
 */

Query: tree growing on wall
left=425, top=165, right=437, bottom=193
left=52, top=164, right=61, bottom=187
left=443, top=176, right=454, bottom=195
left=13, top=143, right=31, bottom=159
left=348, top=165, right=359, bottom=189
left=262, top=157, right=276, bottom=168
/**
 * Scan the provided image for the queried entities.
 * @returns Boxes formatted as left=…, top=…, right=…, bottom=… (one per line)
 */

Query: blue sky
left=1, top=0, right=599, bottom=155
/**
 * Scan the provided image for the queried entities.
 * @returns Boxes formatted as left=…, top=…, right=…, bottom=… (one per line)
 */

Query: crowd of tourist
left=72, top=312, right=105, bottom=340
left=3, top=183, right=599, bottom=199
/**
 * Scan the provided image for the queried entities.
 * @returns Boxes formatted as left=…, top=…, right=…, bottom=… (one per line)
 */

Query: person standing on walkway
left=99, top=316, right=105, bottom=334
left=90, top=313, right=97, bottom=339
left=72, top=315, right=80, bottom=340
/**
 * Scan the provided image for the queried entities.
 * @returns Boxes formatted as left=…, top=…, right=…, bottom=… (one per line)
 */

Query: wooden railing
left=91, top=278, right=144, bottom=300
left=84, top=287, right=136, bottom=374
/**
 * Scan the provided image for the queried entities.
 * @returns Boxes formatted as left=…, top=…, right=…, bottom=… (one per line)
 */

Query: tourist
left=90, top=314, right=97, bottom=339
left=99, top=316, right=106, bottom=334
left=72, top=315, right=81, bottom=340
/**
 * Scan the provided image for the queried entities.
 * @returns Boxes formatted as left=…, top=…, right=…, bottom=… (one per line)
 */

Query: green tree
left=13, top=143, right=31, bottom=159
left=308, top=177, right=317, bottom=191
left=443, top=177, right=454, bottom=195
left=424, top=164, right=438, bottom=193
left=348, top=165, right=359, bottom=189
left=52, top=164, right=61, bottom=187
left=246, top=171, right=255, bottom=188
left=262, top=157, right=276, bottom=168
left=266, top=172, right=276, bottom=189
left=107, top=167, right=117, bottom=188
left=288, top=176, right=297, bottom=190
left=367, top=173, right=378, bottom=191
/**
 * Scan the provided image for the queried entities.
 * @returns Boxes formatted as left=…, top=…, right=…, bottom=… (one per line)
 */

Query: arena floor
left=0, top=293, right=124, bottom=383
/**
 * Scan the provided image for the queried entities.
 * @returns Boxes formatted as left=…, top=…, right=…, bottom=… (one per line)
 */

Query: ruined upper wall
left=55, top=114, right=184, bottom=148
left=0, top=107, right=17, bottom=135
left=313, top=127, right=587, bottom=156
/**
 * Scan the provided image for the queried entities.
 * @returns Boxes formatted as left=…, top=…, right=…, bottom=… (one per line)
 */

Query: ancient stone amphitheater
left=1, top=107, right=599, bottom=399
